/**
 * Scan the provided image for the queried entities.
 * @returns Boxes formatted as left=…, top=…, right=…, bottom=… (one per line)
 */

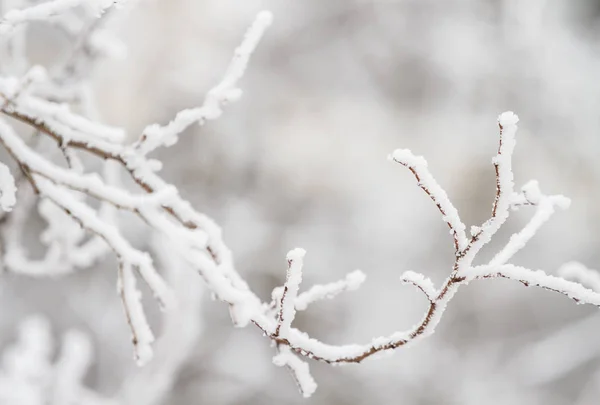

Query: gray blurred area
left=3, top=0, right=600, bottom=403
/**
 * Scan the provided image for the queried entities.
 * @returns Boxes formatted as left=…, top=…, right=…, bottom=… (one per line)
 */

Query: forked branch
left=0, top=4, right=596, bottom=398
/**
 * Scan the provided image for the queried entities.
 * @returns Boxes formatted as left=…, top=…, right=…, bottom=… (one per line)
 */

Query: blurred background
left=2, top=0, right=600, bottom=404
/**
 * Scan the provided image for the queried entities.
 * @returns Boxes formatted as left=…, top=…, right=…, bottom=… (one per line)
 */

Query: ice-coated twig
left=274, top=248, right=305, bottom=338
left=558, top=262, right=600, bottom=293
left=134, top=10, right=273, bottom=156
left=273, top=345, right=317, bottom=398
left=390, top=149, right=468, bottom=253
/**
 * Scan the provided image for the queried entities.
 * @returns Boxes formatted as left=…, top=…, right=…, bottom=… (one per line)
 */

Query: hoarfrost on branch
left=0, top=1, right=596, bottom=398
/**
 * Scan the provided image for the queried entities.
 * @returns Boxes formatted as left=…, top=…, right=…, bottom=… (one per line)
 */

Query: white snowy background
left=2, top=0, right=600, bottom=404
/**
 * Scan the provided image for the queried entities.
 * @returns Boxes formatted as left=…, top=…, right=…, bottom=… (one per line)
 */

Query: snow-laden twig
left=117, top=261, right=155, bottom=366
left=134, top=10, right=273, bottom=156
left=274, top=248, right=305, bottom=338
left=464, top=264, right=600, bottom=306
left=460, top=112, right=519, bottom=265
left=1, top=65, right=46, bottom=108
left=0, top=171, right=111, bottom=275
left=269, top=269, right=365, bottom=321
left=118, top=233, right=204, bottom=405
left=32, top=174, right=174, bottom=365
left=390, top=149, right=468, bottom=253
left=400, top=271, right=437, bottom=302
left=294, top=270, right=365, bottom=311
left=558, top=262, right=600, bottom=293
left=34, top=175, right=175, bottom=305
left=273, top=345, right=317, bottom=398
left=0, top=84, right=126, bottom=143
left=489, top=180, right=570, bottom=266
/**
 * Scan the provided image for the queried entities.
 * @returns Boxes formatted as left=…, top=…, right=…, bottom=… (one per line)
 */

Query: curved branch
left=401, top=271, right=437, bottom=302
left=390, top=149, right=468, bottom=253
left=465, top=264, right=600, bottom=306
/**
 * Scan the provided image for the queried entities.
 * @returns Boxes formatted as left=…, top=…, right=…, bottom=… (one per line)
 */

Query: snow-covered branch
left=0, top=3, right=596, bottom=398
left=274, top=248, right=305, bottom=338
left=294, top=269, right=365, bottom=311
left=400, top=270, right=437, bottom=302
left=489, top=180, right=570, bottom=266
left=133, top=10, right=273, bottom=156
left=273, top=345, right=317, bottom=398
left=464, top=264, right=600, bottom=306
left=459, top=111, right=519, bottom=266
left=118, top=233, right=204, bottom=405
left=390, top=149, right=468, bottom=252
